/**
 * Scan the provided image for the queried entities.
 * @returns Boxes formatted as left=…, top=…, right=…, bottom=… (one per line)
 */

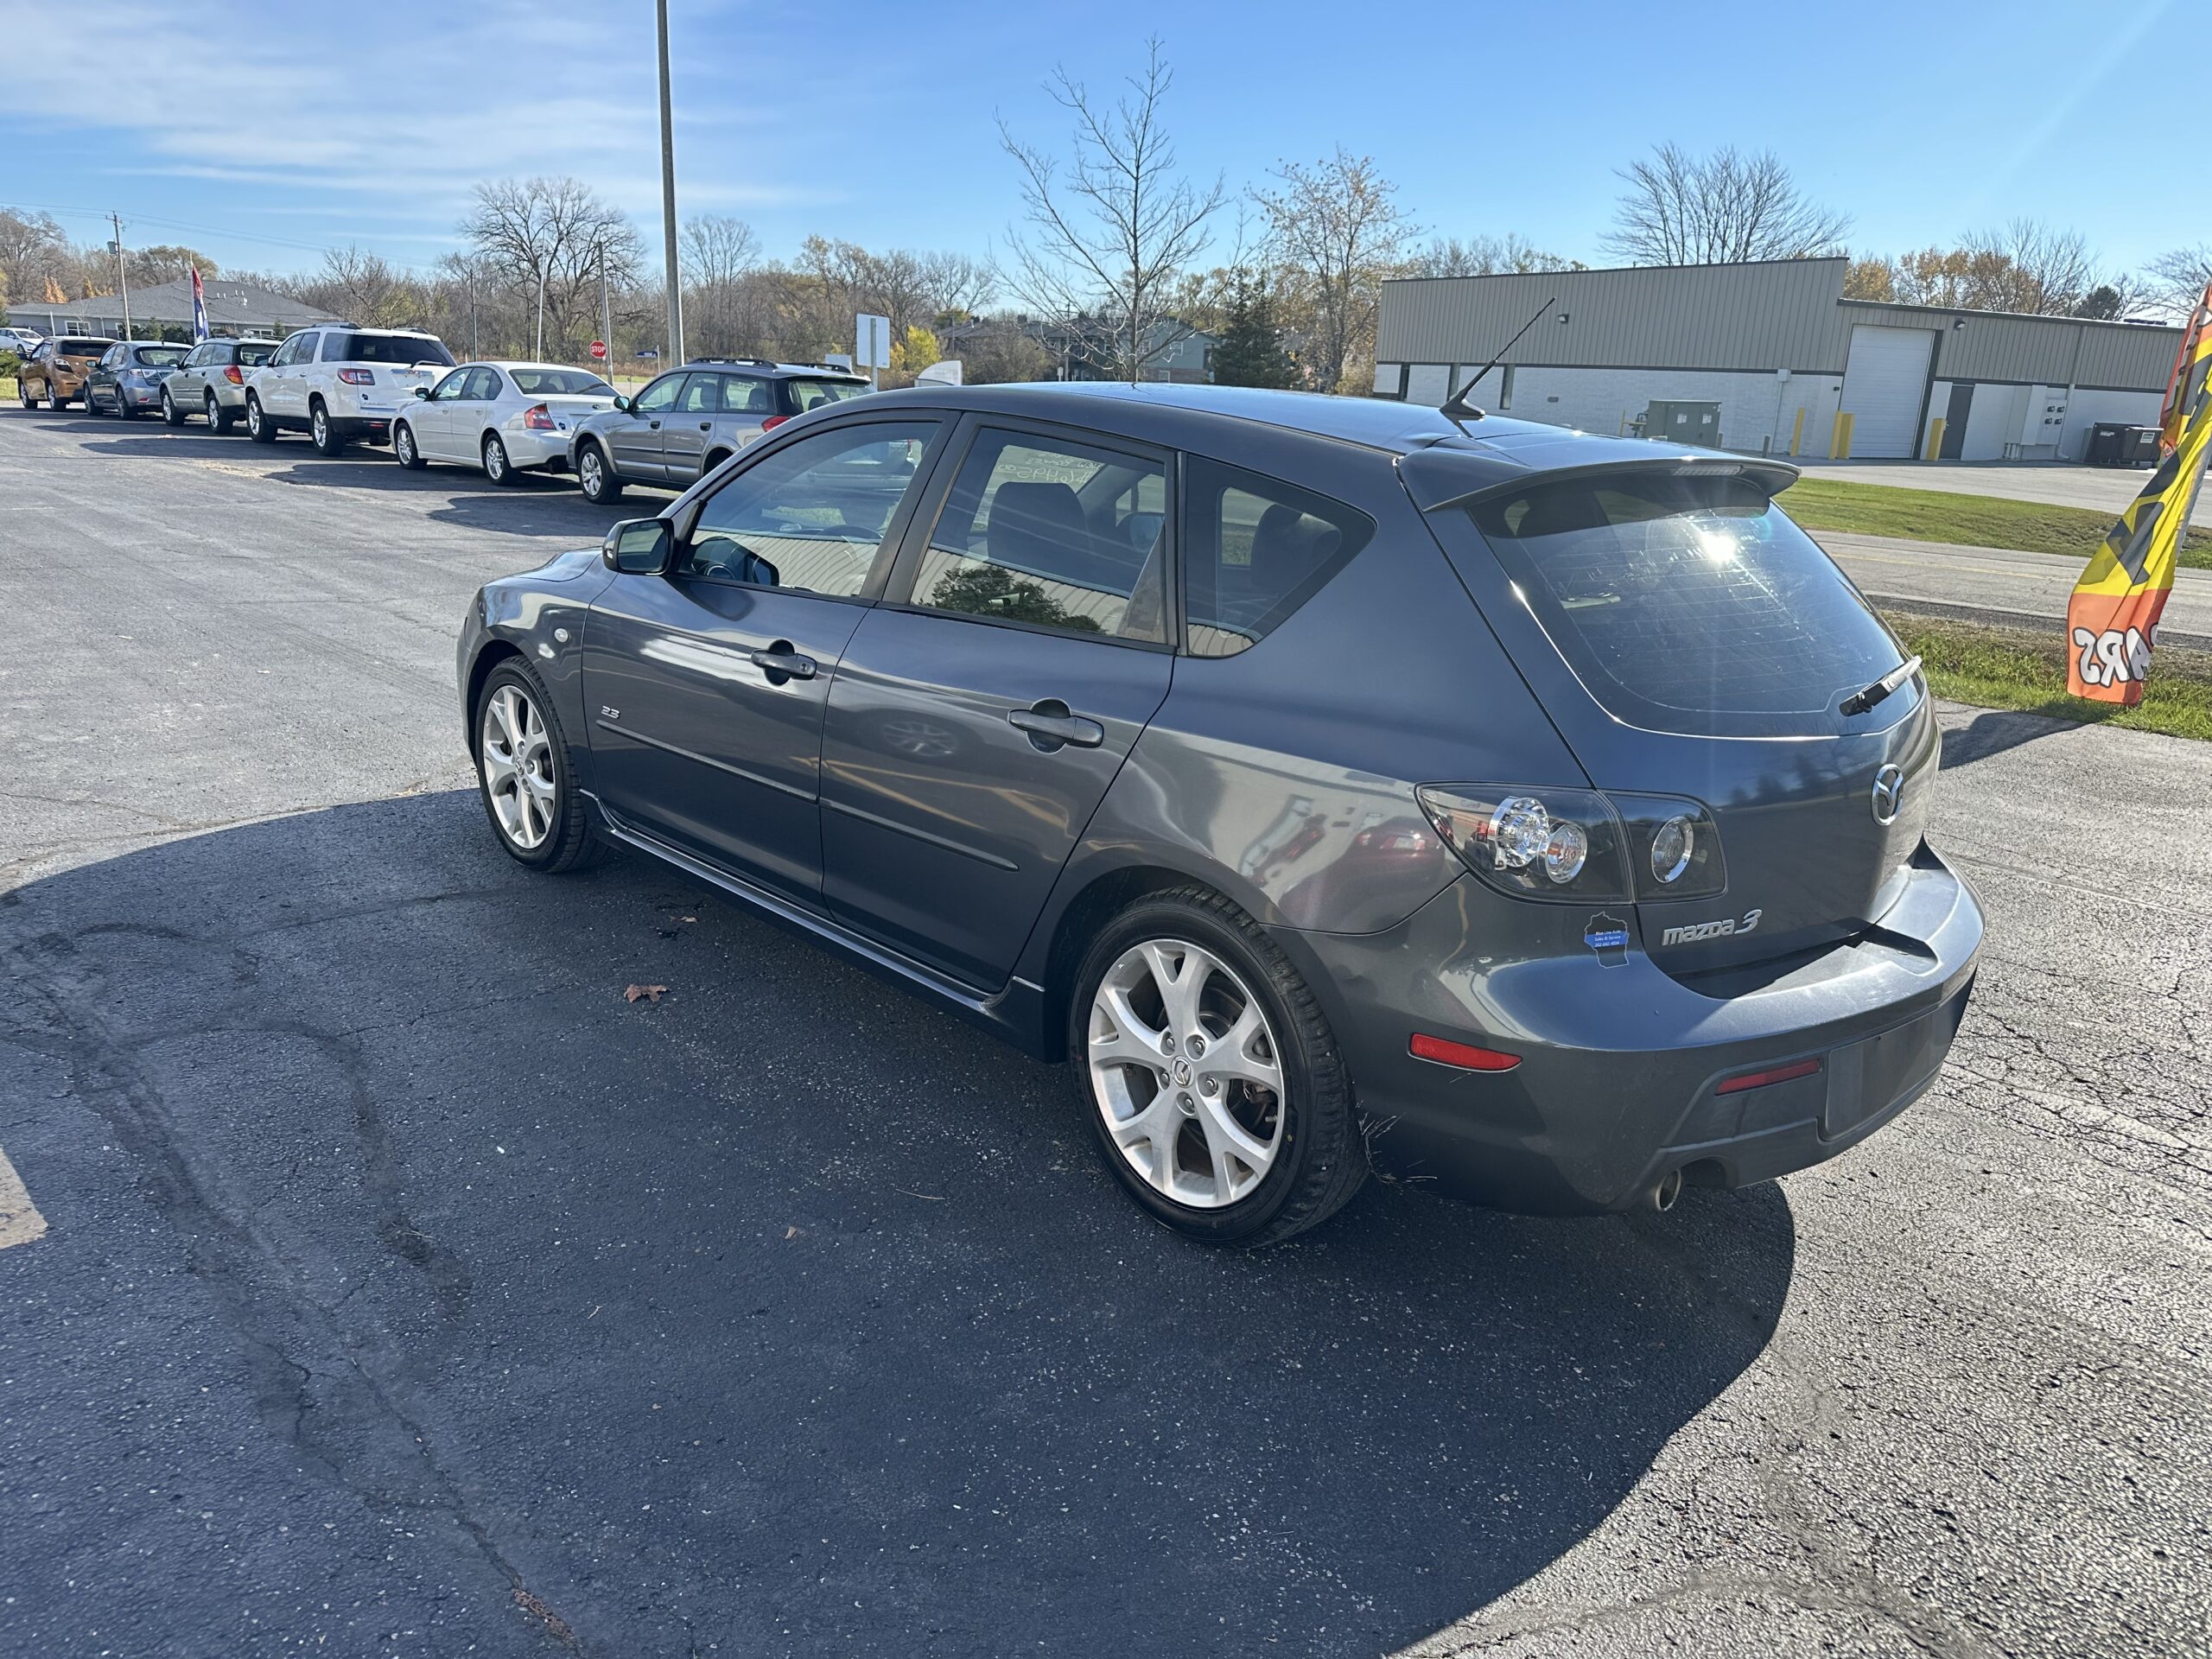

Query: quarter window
left=682, top=421, right=939, bottom=596
left=1180, top=458, right=1372, bottom=657
left=910, top=429, right=1167, bottom=642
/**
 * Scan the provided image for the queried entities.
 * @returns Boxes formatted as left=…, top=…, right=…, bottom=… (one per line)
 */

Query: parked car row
left=15, top=319, right=874, bottom=500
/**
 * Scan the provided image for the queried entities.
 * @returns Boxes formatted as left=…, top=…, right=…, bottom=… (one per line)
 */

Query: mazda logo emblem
left=1870, top=764, right=1905, bottom=825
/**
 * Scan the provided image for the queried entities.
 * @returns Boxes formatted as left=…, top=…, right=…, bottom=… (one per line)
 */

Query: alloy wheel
left=579, top=447, right=603, bottom=498
left=396, top=424, right=416, bottom=467
left=1088, top=938, right=1286, bottom=1209
left=484, top=435, right=506, bottom=480
left=480, top=683, right=555, bottom=850
left=312, top=406, right=328, bottom=448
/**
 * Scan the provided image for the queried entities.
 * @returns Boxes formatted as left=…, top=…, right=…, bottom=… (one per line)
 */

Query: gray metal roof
left=13, top=278, right=324, bottom=332
left=1377, top=258, right=2185, bottom=391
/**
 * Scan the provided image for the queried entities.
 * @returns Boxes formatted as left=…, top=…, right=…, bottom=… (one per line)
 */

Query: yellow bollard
left=1829, top=410, right=1854, bottom=460
left=1923, top=417, right=1945, bottom=461
left=1789, top=408, right=1804, bottom=457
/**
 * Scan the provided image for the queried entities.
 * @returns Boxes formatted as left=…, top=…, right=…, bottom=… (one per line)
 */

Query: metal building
left=1374, top=257, right=2182, bottom=462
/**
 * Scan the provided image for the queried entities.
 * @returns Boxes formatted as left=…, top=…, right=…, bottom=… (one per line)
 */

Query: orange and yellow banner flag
left=2067, top=284, right=2212, bottom=703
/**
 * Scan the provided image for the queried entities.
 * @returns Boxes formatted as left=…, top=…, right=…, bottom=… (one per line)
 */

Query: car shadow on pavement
left=1941, top=707, right=2082, bottom=770
left=0, top=791, right=1793, bottom=1658
left=73, top=428, right=668, bottom=537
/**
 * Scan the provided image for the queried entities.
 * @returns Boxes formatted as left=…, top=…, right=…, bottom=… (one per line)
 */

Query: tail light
left=338, top=368, right=374, bottom=385
left=523, top=403, right=556, bottom=430
left=760, top=414, right=790, bottom=431
left=1416, top=785, right=1629, bottom=902
left=224, top=365, right=244, bottom=385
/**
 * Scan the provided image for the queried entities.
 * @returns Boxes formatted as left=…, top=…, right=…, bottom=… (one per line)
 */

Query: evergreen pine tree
left=1210, top=273, right=1300, bottom=389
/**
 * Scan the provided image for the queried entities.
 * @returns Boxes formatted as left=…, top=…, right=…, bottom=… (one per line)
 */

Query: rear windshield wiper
left=1839, top=655, right=1923, bottom=716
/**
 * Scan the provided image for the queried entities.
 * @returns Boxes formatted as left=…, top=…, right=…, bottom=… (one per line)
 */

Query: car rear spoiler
left=1399, top=446, right=1801, bottom=515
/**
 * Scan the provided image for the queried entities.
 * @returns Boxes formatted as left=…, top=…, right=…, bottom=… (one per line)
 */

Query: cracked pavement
left=2, top=409, right=2208, bottom=1656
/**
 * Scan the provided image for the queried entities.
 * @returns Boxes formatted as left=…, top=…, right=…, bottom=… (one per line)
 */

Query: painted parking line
left=0, top=1147, right=48, bottom=1250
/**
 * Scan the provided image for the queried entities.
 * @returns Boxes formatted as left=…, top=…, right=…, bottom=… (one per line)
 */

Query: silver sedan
left=391, top=361, right=619, bottom=484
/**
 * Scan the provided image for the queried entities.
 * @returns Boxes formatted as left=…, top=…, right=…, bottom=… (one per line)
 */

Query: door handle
left=699, top=421, right=712, bottom=430
left=749, top=644, right=817, bottom=683
left=647, top=419, right=660, bottom=429
left=1008, top=700, right=1104, bottom=750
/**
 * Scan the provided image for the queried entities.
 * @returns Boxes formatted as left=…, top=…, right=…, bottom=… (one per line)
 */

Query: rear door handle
left=749, top=645, right=817, bottom=682
left=1008, top=701, right=1104, bottom=749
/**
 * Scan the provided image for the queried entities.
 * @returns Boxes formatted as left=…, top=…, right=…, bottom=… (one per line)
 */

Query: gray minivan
left=455, top=383, right=1982, bottom=1246
left=162, top=337, right=280, bottom=430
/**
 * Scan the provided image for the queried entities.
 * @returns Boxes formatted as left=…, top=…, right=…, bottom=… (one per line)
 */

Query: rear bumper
left=504, top=428, right=572, bottom=469
left=1276, top=843, right=1984, bottom=1215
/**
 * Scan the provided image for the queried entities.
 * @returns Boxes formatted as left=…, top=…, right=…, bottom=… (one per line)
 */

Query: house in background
left=14, top=277, right=327, bottom=341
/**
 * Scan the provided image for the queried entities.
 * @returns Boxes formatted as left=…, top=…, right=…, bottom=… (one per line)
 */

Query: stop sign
left=589, top=340, right=607, bottom=361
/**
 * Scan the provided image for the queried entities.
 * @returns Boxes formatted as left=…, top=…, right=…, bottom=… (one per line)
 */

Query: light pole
left=656, top=0, right=683, bottom=365
left=109, top=213, right=132, bottom=338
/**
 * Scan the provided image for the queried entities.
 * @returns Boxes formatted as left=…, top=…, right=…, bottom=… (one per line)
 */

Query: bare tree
left=1605, top=143, right=1849, bottom=265
left=682, top=214, right=764, bottom=356
left=304, top=245, right=419, bottom=327
left=997, top=37, right=1224, bottom=383
left=1253, top=148, right=1414, bottom=393
left=2149, top=244, right=2212, bottom=317
left=1401, top=233, right=1578, bottom=280
left=461, top=177, right=645, bottom=359
left=1866, top=221, right=2110, bottom=317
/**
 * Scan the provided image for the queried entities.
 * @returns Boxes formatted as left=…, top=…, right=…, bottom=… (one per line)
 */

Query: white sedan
left=391, top=361, right=619, bottom=484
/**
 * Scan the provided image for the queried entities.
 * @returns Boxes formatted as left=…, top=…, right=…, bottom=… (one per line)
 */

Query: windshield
left=234, top=342, right=277, bottom=366
left=786, top=378, right=867, bottom=413
left=331, top=333, right=455, bottom=366
left=1467, top=472, right=1906, bottom=723
left=134, top=346, right=188, bottom=367
left=509, top=367, right=613, bottom=397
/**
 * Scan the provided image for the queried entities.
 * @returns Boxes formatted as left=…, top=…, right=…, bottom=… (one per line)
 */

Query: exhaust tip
left=1649, top=1167, right=1683, bottom=1214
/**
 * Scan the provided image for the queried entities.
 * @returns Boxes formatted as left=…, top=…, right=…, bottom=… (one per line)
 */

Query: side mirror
left=612, top=395, right=631, bottom=413
left=603, top=518, right=673, bottom=575
left=412, top=385, right=429, bottom=399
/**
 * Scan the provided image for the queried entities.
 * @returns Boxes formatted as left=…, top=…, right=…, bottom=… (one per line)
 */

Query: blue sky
left=3, top=0, right=2196, bottom=284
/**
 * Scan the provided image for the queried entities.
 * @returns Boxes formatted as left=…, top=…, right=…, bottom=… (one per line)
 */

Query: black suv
left=568, top=359, right=871, bottom=503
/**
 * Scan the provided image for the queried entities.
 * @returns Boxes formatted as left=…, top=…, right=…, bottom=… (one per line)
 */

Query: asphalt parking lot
left=3, top=406, right=2209, bottom=1658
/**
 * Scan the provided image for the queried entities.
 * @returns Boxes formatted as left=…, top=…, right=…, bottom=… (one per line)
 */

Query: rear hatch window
left=1466, top=472, right=1909, bottom=737
left=234, top=342, right=277, bottom=367
left=60, top=339, right=113, bottom=358
left=327, top=333, right=455, bottom=366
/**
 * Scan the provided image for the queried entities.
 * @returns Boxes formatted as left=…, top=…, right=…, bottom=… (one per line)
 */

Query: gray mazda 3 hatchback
left=455, top=383, right=1981, bottom=1245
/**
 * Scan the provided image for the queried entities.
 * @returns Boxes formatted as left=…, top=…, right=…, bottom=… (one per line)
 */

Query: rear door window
left=1181, top=458, right=1372, bottom=658
left=1466, top=472, right=1908, bottom=723
left=907, top=428, right=1167, bottom=643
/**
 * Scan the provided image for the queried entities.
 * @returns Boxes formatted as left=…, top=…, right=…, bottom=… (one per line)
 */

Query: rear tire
left=1068, top=887, right=1367, bottom=1247
left=309, top=399, right=345, bottom=455
left=246, top=395, right=276, bottom=442
left=483, top=431, right=517, bottom=485
left=394, top=421, right=426, bottom=469
left=576, top=441, right=622, bottom=504
left=207, top=393, right=235, bottom=434
left=113, top=385, right=137, bottom=420
left=473, top=659, right=600, bottom=873
left=162, top=387, right=186, bottom=426
left=18, top=381, right=37, bottom=410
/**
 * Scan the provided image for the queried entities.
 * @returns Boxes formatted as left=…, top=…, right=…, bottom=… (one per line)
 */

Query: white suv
left=244, top=325, right=457, bottom=454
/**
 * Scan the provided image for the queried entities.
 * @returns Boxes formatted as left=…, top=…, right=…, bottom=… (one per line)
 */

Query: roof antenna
left=1439, top=294, right=1557, bottom=435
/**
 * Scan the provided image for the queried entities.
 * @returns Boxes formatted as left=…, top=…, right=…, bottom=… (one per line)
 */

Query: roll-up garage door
left=1839, top=326, right=1935, bottom=458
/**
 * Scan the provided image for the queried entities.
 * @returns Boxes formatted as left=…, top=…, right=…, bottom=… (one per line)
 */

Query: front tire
left=1069, top=888, right=1367, bottom=1246
left=309, top=400, right=345, bottom=455
left=482, top=431, right=516, bottom=485
left=576, top=441, right=622, bottom=504
left=162, top=387, right=186, bottom=426
left=393, top=421, right=426, bottom=469
left=473, top=660, right=599, bottom=873
left=246, top=395, right=276, bottom=442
